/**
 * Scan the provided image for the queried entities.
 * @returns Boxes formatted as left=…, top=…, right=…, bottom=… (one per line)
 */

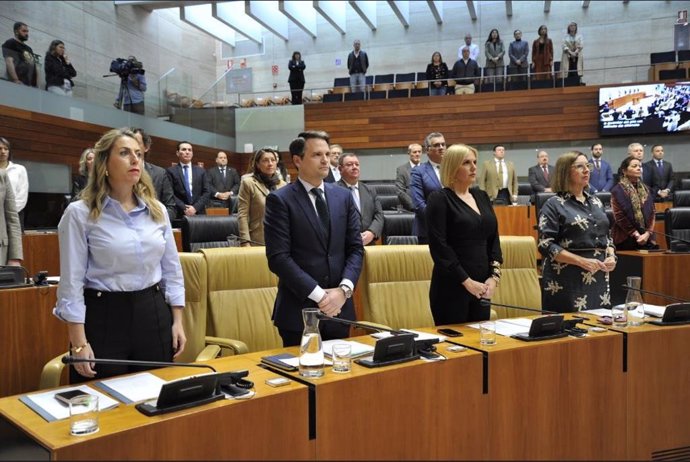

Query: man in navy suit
left=264, top=131, right=364, bottom=347
left=644, top=144, right=674, bottom=201
left=166, top=141, right=211, bottom=217
left=588, top=143, right=614, bottom=193
left=410, top=132, right=445, bottom=244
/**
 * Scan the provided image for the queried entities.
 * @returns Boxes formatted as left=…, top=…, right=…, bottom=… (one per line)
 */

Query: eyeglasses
left=430, top=142, right=446, bottom=148
left=571, top=163, right=593, bottom=172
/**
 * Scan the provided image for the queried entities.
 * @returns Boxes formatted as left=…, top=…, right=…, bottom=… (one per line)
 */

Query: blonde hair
left=551, top=151, right=586, bottom=193
left=81, top=128, right=164, bottom=223
left=78, top=147, right=95, bottom=176
left=440, top=144, right=478, bottom=188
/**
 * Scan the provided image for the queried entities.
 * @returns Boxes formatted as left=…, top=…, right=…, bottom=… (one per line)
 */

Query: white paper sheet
left=22, top=385, right=119, bottom=421
left=95, top=373, right=167, bottom=404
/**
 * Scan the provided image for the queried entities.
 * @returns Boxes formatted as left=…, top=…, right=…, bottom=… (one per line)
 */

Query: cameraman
left=114, top=56, right=146, bottom=115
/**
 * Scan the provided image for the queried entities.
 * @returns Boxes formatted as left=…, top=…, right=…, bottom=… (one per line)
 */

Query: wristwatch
left=339, top=284, right=353, bottom=299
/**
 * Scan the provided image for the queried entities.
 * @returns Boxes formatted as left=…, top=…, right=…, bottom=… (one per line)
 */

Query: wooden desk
left=440, top=322, right=627, bottom=460
left=248, top=338, right=488, bottom=460
left=0, top=286, right=66, bottom=398
left=0, top=357, right=312, bottom=460
left=21, top=231, right=60, bottom=277
left=493, top=204, right=535, bottom=238
left=610, top=251, right=690, bottom=305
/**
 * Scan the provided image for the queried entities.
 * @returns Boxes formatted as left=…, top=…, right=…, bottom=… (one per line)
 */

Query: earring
left=105, top=170, right=109, bottom=177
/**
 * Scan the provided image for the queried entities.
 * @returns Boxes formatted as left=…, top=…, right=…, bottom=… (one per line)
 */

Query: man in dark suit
left=410, top=132, right=445, bottom=244
left=166, top=141, right=211, bottom=217
left=132, top=128, right=176, bottom=220
left=395, top=143, right=422, bottom=211
left=644, top=144, right=674, bottom=201
left=588, top=143, right=614, bottom=193
left=527, top=150, right=554, bottom=201
left=337, top=153, right=384, bottom=246
left=264, top=131, right=363, bottom=347
left=324, top=143, right=341, bottom=183
left=207, top=151, right=240, bottom=211
left=451, top=47, right=480, bottom=94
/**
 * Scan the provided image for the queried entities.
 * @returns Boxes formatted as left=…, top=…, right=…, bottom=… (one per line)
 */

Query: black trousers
left=69, top=284, right=173, bottom=384
left=289, top=81, right=304, bottom=105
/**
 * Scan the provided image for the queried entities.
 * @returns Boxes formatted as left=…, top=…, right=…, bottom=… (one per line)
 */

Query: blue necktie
left=311, top=188, right=330, bottom=235
left=183, top=165, right=192, bottom=203
left=657, top=161, right=663, bottom=174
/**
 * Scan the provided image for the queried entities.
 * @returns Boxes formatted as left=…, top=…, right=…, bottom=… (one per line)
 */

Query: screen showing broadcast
left=598, top=82, right=690, bottom=136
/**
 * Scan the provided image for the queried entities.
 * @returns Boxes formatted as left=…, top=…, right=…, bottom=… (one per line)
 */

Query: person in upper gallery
left=426, top=51, right=449, bottom=96
left=610, top=156, right=658, bottom=251
left=531, top=25, right=553, bottom=81
left=560, top=21, right=584, bottom=82
left=237, top=147, right=286, bottom=246
left=72, top=147, right=95, bottom=200
left=337, top=153, right=384, bottom=246
left=288, top=51, right=306, bottom=105
left=411, top=132, right=446, bottom=244
left=426, top=144, right=502, bottom=325
left=2, top=22, right=38, bottom=87
left=325, top=143, right=342, bottom=183
left=44, top=39, right=76, bottom=97
left=166, top=141, right=211, bottom=216
left=131, top=128, right=177, bottom=220
left=207, top=151, right=240, bottom=212
left=347, top=40, right=369, bottom=94
left=264, top=130, right=363, bottom=347
left=588, top=143, right=614, bottom=193
left=643, top=144, right=674, bottom=202
left=478, top=144, right=518, bottom=204
left=0, top=169, right=23, bottom=266
left=395, top=143, right=422, bottom=211
left=528, top=150, right=554, bottom=201
left=538, top=151, right=616, bottom=312
left=458, top=33, right=480, bottom=62
left=450, top=47, right=480, bottom=95
left=54, top=128, right=185, bottom=383
left=484, top=28, right=505, bottom=85
left=0, top=137, right=28, bottom=228
left=508, top=29, right=529, bottom=82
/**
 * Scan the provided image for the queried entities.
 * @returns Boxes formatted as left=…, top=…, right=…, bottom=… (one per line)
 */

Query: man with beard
left=2, top=22, right=38, bottom=87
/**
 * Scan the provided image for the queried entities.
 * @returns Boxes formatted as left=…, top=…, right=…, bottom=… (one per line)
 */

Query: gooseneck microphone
left=649, top=230, right=690, bottom=252
left=314, top=312, right=406, bottom=335
left=228, top=234, right=264, bottom=247
left=621, top=284, right=688, bottom=303
left=61, top=355, right=217, bottom=373
left=479, top=299, right=559, bottom=315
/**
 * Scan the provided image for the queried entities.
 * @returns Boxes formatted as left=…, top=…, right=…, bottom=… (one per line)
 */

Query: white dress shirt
left=4, top=161, right=29, bottom=212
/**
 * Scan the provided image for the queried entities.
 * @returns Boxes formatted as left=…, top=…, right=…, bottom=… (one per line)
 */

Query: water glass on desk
left=331, top=343, right=352, bottom=373
left=479, top=321, right=497, bottom=345
left=69, top=395, right=99, bottom=436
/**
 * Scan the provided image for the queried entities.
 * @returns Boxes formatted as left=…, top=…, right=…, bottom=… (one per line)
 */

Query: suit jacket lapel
left=426, top=162, right=441, bottom=189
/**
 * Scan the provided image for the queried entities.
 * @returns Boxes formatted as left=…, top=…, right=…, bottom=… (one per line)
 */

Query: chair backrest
left=535, top=192, right=556, bottom=218
left=665, top=208, right=690, bottom=248
left=374, top=74, right=394, bottom=84
left=359, top=245, right=435, bottom=329
left=182, top=216, right=239, bottom=252
left=202, top=247, right=282, bottom=352
left=673, top=190, right=690, bottom=207
left=595, top=191, right=612, bottom=207
left=385, top=235, right=418, bottom=245
left=378, top=195, right=401, bottom=211
left=651, top=51, right=677, bottom=64
left=679, top=49, right=690, bottom=63
left=177, top=252, right=209, bottom=363
left=323, top=93, right=344, bottom=102
left=659, top=68, right=687, bottom=80
left=681, top=178, right=690, bottom=190
left=396, top=72, right=416, bottom=83
left=365, top=183, right=397, bottom=196
left=381, top=213, right=414, bottom=243
left=492, top=236, right=541, bottom=318
left=334, top=77, right=350, bottom=87
left=388, top=88, right=410, bottom=98
left=517, top=183, right=532, bottom=196
left=344, top=92, right=365, bottom=101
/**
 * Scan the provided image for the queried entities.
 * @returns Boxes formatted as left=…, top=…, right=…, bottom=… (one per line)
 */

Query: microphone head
left=479, top=298, right=492, bottom=308
left=61, top=355, right=73, bottom=364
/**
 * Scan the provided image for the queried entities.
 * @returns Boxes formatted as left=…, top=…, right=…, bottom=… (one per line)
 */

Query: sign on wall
left=226, top=68, right=253, bottom=93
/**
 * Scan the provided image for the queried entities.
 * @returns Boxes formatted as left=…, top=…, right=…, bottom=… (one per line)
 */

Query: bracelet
left=70, top=342, right=89, bottom=354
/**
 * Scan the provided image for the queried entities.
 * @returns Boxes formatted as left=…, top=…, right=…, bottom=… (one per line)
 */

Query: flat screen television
left=16, top=159, right=71, bottom=230
left=598, top=82, right=690, bottom=136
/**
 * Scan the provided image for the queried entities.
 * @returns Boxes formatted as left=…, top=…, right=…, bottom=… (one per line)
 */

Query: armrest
left=40, top=352, right=68, bottom=390
left=205, top=336, right=249, bottom=355
left=356, top=320, right=394, bottom=331
left=195, top=345, right=222, bottom=362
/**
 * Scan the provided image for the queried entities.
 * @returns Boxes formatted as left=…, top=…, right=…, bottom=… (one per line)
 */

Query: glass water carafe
left=626, top=276, right=645, bottom=326
left=299, top=308, right=324, bottom=378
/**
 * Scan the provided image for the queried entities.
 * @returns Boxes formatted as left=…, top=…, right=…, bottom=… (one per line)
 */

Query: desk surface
left=0, top=357, right=312, bottom=461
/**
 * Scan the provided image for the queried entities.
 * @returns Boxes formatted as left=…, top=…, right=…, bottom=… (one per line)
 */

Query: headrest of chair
left=385, top=236, right=419, bottom=245
left=673, top=190, right=690, bottom=207
left=535, top=192, right=556, bottom=212
left=182, top=216, right=239, bottom=252
left=666, top=207, right=690, bottom=227
left=518, top=183, right=532, bottom=196
left=378, top=195, right=401, bottom=211
left=383, top=213, right=414, bottom=236
left=595, top=191, right=611, bottom=205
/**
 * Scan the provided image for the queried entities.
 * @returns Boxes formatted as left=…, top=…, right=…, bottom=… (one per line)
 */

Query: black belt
left=84, top=283, right=161, bottom=298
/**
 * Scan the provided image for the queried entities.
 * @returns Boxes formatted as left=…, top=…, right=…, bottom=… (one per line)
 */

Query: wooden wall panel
left=0, top=104, right=241, bottom=174
left=304, top=85, right=600, bottom=149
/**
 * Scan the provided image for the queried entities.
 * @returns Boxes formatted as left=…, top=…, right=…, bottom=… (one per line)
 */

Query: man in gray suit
left=132, top=128, right=177, bottom=220
left=528, top=150, right=554, bottom=201
left=337, top=153, right=384, bottom=246
left=207, top=151, right=240, bottom=211
left=395, top=143, right=422, bottom=211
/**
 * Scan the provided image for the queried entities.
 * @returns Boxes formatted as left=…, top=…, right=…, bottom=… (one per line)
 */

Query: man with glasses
left=410, top=132, right=445, bottom=244
left=528, top=150, right=554, bottom=203
left=479, top=144, right=518, bottom=204
left=588, top=143, right=613, bottom=193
